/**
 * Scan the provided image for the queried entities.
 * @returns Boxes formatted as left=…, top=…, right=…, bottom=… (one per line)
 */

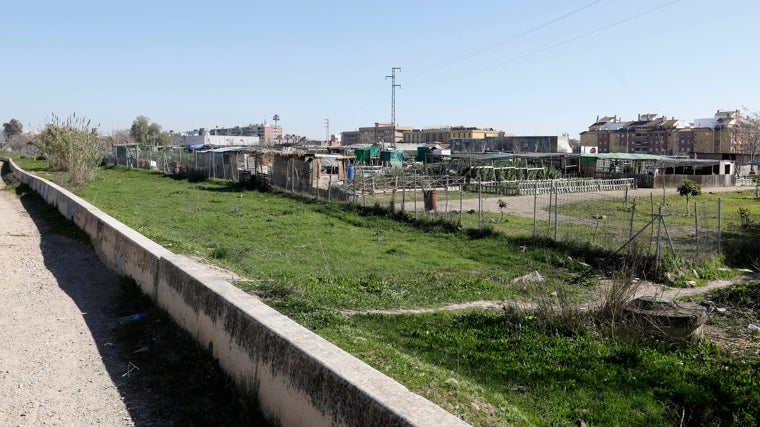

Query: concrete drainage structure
left=624, top=295, right=708, bottom=343
left=2, top=158, right=468, bottom=427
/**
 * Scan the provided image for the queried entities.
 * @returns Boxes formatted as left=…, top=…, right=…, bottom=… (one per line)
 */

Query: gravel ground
left=0, top=167, right=268, bottom=426
left=456, top=184, right=749, bottom=218
left=0, top=178, right=134, bottom=426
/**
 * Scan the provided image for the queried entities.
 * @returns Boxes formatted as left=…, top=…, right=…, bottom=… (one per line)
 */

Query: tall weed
left=36, top=113, right=102, bottom=189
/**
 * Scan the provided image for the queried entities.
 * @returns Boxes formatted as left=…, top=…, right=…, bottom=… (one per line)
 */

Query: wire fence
left=538, top=189, right=722, bottom=264
left=308, top=168, right=722, bottom=264
left=109, top=148, right=723, bottom=263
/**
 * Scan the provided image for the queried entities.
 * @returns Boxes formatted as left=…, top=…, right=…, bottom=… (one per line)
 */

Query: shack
left=267, top=151, right=356, bottom=192
left=380, top=150, right=404, bottom=168
left=582, top=153, right=734, bottom=187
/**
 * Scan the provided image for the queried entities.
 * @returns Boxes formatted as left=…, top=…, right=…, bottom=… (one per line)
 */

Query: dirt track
left=456, top=184, right=748, bottom=218
left=340, top=272, right=759, bottom=316
left=0, top=167, right=268, bottom=426
left=0, top=179, right=134, bottom=425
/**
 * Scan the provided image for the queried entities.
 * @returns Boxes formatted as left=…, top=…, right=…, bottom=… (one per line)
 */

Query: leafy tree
left=37, top=113, right=102, bottom=189
left=156, top=131, right=172, bottom=146
left=130, top=115, right=171, bottom=146
left=3, top=118, right=23, bottom=141
left=677, top=179, right=701, bottom=216
left=130, top=115, right=150, bottom=144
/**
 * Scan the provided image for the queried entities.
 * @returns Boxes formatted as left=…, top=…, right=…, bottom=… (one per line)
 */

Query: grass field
left=7, top=156, right=760, bottom=426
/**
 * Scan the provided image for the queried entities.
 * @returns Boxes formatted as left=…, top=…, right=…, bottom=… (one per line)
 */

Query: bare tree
left=739, top=110, right=760, bottom=173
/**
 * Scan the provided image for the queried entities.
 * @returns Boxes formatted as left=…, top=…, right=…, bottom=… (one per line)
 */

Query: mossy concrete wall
left=3, top=159, right=467, bottom=427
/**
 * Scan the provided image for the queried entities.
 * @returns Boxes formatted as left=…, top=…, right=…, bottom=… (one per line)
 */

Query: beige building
left=404, top=126, right=499, bottom=144
left=580, top=112, right=742, bottom=156
left=689, top=110, right=741, bottom=155
left=341, top=122, right=412, bottom=146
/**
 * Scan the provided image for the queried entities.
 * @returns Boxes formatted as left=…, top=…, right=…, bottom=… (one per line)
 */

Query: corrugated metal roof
left=581, top=152, right=723, bottom=166
left=582, top=153, right=664, bottom=161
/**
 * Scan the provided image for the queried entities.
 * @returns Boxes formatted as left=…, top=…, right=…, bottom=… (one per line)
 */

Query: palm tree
left=272, top=114, right=280, bottom=144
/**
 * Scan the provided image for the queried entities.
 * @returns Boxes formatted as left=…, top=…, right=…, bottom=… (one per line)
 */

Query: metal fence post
left=533, top=181, right=538, bottom=236
left=628, top=197, right=636, bottom=245
left=445, top=176, right=449, bottom=218
left=459, top=185, right=463, bottom=227
left=554, top=183, right=559, bottom=241
left=413, top=168, right=417, bottom=219
left=656, top=206, right=663, bottom=274
left=547, top=181, right=553, bottom=233
left=401, top=171, right=406, bottom=211
left=717, top=198, right=722, bottom=255
left=695, top=204, right=699, bottom=259
left=478, top=181, right=483, bottom=230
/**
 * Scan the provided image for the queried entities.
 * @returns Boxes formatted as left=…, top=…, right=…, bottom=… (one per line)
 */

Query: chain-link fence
left=108, top=147, right=722, bottom=263
left=534, top=188, right=723, bottom=263
left=305, top=167, right=721, bottom=261
left=328, top=169, right=722, bottom=264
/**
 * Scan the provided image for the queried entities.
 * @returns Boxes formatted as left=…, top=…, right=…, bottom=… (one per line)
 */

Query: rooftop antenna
left=386, top=67, right=401, bottom=147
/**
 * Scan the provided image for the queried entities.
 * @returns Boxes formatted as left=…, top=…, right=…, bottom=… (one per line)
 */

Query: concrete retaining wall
left=2, top=158, right=467, bottom=427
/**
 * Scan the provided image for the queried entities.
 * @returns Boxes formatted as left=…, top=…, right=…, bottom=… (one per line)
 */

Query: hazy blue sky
left=2, top=0, right=758, bottom=139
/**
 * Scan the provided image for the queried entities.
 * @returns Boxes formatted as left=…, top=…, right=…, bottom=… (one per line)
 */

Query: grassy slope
left=79, top=166, right=582, bottom=311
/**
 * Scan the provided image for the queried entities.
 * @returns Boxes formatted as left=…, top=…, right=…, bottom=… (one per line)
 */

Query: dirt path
left=457, top=184, right=748, bottom=219
left=340, top=272, right=759, bottom=316
left=0, top=180, right=134, bottom=425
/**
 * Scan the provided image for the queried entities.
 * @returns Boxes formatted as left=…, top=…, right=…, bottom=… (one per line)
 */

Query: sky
left=2, top=0, right=760, bottom=140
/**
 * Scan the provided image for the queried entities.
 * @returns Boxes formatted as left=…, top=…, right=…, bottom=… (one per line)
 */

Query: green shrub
left=36, top=113, right=102, bottom=189
left=738, top=207, right=755, bottom=228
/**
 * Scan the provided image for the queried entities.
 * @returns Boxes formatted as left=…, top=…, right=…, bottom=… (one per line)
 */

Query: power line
left=472, top=0, right=681, bottom=76
left=412, top=0, right=681, bottom=89
left=413, top=0, right=602, bottom=76
left=340, top=1, right=682, bottom=131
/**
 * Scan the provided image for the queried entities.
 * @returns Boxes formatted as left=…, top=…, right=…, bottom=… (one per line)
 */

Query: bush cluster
left=36, top=113, right=102, bottom=188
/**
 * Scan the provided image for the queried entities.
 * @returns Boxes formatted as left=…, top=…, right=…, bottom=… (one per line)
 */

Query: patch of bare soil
left=338, top=271, right=760, bottom=356
left=0, top=183, right=133, bottom=425
left=340, top=273, right=756, bottom=315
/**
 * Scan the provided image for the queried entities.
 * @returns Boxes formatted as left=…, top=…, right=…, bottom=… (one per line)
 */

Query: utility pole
left=386, top=67, right=401, bottom=147
left=324, top=118, right=330, bottom=145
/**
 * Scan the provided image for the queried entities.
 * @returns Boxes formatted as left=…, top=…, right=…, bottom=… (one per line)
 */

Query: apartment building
left=687, top=110, right=741, bottom=155
left=207, top=124, right=283, bottom=144
left=340, top=122, right=413, bottom=146
left=340, top=130, right=360, bottom=145
left=580, top=111, right=739, bottom=156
